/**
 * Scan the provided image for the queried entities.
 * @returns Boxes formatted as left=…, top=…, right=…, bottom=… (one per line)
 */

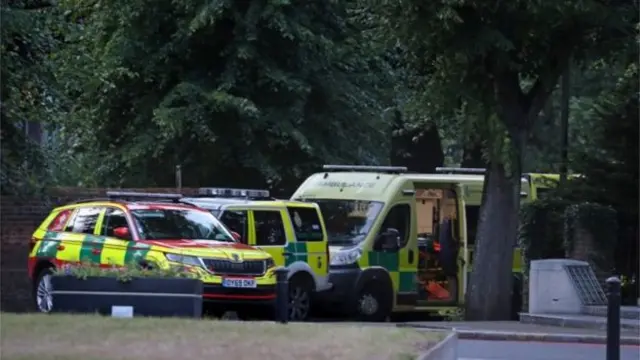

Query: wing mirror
left=374, top=228, right=401, bottom=251
left=113, top=227, right=131, bottom=240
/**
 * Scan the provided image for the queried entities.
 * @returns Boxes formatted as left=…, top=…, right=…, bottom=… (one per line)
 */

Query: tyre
left=33, top=267, right=54, bottom=313
left=288, top=275, right=313, bottom=321
left=353, top=282, right=392, bottom=322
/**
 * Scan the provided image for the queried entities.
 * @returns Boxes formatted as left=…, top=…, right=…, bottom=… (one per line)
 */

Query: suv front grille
left=202, top=258, right=266, bottom=276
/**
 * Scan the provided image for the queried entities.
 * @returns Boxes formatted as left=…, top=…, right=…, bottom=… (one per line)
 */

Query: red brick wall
left=0, top=187, right=200, bottom=312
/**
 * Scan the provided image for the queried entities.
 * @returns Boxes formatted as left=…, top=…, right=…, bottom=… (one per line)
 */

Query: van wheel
left=354, top=282, right=392, bottom=322
left=33, top=267, right=54, bottom=313
left=288, top=275, right=313, bottom=321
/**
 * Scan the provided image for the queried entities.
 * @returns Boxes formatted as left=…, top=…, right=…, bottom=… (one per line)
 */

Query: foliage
left=377, top=0, right=636, bottom=164
left=0, top=0, right=63, bottom=194
left=564, top=202, right=618, bottom=271
left=53, top=261, right=197, bottom=282
left=52, top=0, right=395, bottom=190
left=519, top=198, right=571, bottom=269
left=439, top=307, right=465, bottom=322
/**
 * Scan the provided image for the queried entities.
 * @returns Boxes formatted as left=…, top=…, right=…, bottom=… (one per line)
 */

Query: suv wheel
left=288, top=275, right=313, bottom=321
left=34, top=268, right=54, bottom=313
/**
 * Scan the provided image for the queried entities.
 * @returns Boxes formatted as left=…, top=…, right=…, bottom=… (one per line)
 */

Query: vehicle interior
left=413, top=186, right=461, bottom=304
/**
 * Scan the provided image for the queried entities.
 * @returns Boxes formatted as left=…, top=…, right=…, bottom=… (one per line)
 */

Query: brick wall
left=0, top=187, right=200, bottom=312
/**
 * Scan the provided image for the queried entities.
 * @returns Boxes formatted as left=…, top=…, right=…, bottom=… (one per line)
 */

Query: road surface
left=458, top=339, right=640, bottom=360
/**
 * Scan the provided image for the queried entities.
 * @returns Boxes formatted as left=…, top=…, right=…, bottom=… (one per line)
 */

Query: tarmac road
left=458, top=339, right=640, bottom=360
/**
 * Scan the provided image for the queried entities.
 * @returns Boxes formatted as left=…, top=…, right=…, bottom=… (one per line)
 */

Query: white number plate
left=222, top=278, right=257, bottom=288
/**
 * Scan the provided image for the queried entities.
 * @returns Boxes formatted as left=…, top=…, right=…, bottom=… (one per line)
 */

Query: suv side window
left=254, top=210, right=286, bottom=246
left=379, top=204, right=411, bottom=248
left=65, top=207, right=102, bottom=235
left=48, top=209, right=73, bottom=232
left=219, top=210, right=248, bottom=244
left=101, top=208, right=130, bottom=238
left=287, top=207, right=324, bottom=242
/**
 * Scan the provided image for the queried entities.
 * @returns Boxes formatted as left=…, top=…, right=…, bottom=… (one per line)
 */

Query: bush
left=564, top=202, right=618, bottom=271
left=519, top=198, right=572, bottom=270
left=53, top=262, right=198, bottom=283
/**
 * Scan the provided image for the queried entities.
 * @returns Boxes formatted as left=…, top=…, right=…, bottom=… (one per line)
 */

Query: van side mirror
left=374, top=228, right=401, bottom=252
left=113, top=227, right=131, bottom=240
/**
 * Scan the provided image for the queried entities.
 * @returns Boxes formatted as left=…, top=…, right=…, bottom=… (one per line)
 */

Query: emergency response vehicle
left=180, top=188, right=331, bottom=321
left=29, top=191, right=277, bottom=315
left=291, top=165, right=471, bottom=321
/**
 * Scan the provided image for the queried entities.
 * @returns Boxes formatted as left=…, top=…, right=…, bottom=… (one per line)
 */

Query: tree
left=379, top=0, right=637, bottom=319
left=55, top=0, right=394, bottom=190
left=1, top=0, right=64, bottom=194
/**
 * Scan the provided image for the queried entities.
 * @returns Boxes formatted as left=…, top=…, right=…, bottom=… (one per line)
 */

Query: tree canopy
left=54, top=0, right=395, bottom=190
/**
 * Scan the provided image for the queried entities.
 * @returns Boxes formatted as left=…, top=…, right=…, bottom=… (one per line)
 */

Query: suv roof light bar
left=435, top=167, right=486, bottom=174
left=106, top=191, right=183, bottom=203
left=322, top=164, right=408, bottom=173
left=197, top=187, right=271, bottom=199
left=72, top=198, right=113, bottom=204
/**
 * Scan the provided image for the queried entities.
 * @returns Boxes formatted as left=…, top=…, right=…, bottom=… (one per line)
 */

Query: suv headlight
left=330, top=247, right=362, bottom=266
left=165, top=253, right=202, bottom=267
left=265, top=258, right=275, bottom=269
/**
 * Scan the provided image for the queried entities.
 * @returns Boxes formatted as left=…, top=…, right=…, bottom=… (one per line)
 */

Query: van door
left=413, top=185, right=462, bottom=305
left=285, top=205, right=329, bottom=282
left=370, top=200, right=418, bottom=308
left=249, top=208, right=290, bottom=267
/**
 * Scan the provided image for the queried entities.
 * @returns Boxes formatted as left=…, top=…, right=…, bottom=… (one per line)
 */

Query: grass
left=0, top=313, right=443, bottom=360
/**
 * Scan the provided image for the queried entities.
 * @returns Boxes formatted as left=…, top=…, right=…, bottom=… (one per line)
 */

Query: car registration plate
left=222, top=278, right=257, bottom=288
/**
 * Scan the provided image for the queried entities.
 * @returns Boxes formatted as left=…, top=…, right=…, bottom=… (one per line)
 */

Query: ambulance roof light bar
left=435, top=167, right=486, bottom=174
left=105, top=191, right=184, bottom=203
left=197, top=187, right=271, bottom=199
left=322, top=164, right=408, bottom=174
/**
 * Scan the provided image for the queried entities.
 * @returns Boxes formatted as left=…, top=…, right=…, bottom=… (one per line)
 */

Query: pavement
left=396, top=320, right=640, bottom=345
left=457, top=339, right=640, bottom=360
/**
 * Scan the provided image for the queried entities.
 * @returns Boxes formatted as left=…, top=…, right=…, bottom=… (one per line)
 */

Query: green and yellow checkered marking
left=32, top=231, right=154, bottom=267
left=365, top=251, right=416, bottom=292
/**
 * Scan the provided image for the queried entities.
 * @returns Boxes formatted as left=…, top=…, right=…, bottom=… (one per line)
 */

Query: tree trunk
left=465, top=106, right=526, bottom=320
left=559, top=67, right=570, bottom=187
left=465, top=157, right=523, bottom=320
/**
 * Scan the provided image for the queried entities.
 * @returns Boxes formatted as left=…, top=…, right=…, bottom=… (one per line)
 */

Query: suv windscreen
left=299, top=199, right=383, bottom=246
left=131, top=208, right=234, bottom=241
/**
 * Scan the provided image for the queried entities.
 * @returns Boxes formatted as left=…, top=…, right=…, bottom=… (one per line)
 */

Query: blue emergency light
left=197, top=187, right=270, bottom=199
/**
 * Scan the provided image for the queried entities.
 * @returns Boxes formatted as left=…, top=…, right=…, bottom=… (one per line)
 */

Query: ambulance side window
left=287, top=207, right=324, bottom=242
left=219, top=210, right=248, bottom=244
left=65, top=207, right=102, bottom=235
left=254, top=210, right=286, bottom=246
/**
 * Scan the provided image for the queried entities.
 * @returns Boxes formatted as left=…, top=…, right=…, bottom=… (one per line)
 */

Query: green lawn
left=0, top=313, right=442, bottom=360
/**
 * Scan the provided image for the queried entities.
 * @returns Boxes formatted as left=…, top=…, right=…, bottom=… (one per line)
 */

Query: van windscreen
left=305, top=199, right=383, bottom=246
